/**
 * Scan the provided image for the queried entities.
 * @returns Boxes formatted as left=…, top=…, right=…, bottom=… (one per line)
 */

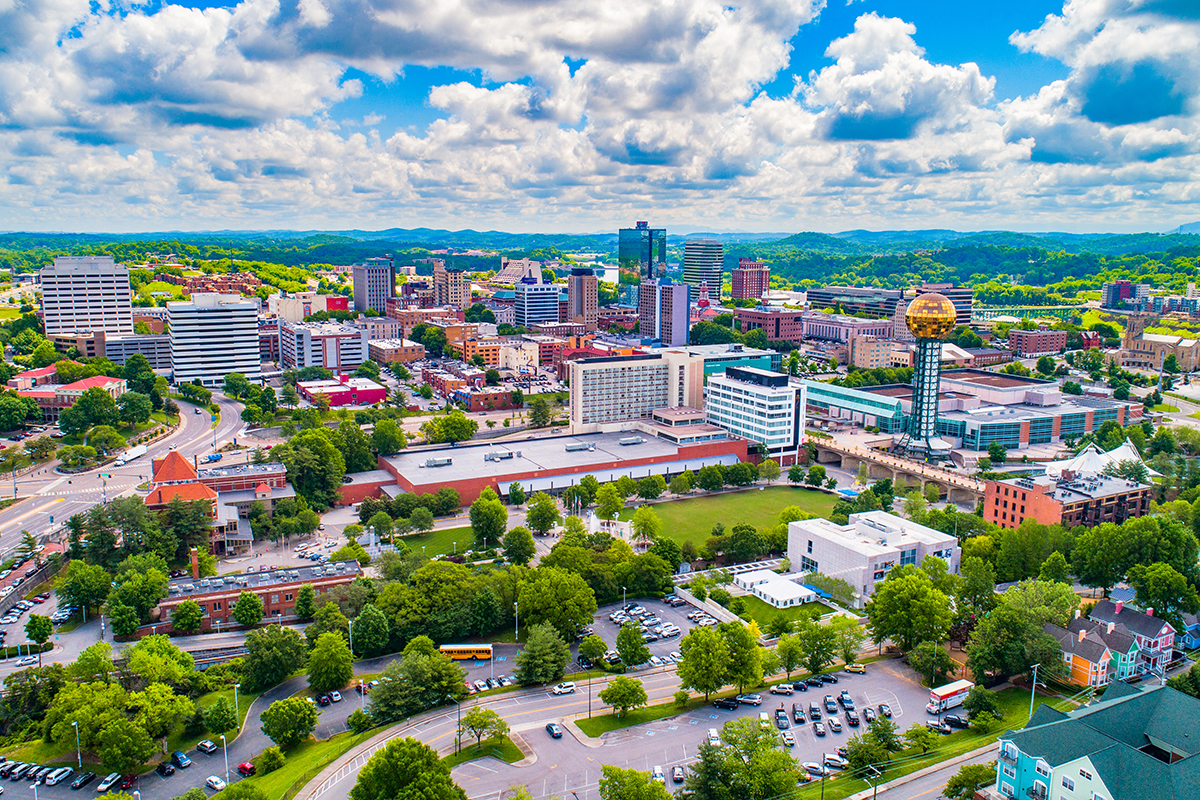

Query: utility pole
left=1028, top=663, right=1040, bottom=722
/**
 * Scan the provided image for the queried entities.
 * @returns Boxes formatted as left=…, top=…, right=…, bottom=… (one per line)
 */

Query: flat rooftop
left=789, top=510, right=956, bottom=557
left=1002, top=474, right=1151, bottom=503
left=197, top=462, right=285, bottom=480
left=941, top=369, right=1051, bottom=388
left=167, top=561, right=360, bottom=596
left=383, top=432, right=693, bottom=484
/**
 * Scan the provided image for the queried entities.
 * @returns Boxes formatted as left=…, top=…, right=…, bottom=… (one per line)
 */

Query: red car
left=464, top=681, right=476, bottom=695
left=237, top=764, right=256, bottom=777
left=117, top=776, right=137, bottom=791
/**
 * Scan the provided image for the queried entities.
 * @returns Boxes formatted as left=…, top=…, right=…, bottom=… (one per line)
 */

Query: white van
left=45, top=767, right=73, bottom=786
left=707, top=728, right=721, bottom=746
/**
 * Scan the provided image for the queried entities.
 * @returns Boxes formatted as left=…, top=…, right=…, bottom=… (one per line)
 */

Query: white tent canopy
left=1044, top=439, right=1159, bottom=478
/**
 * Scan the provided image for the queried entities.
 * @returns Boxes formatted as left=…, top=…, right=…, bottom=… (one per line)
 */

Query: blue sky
left=1, top=0, right=1198, bottom=232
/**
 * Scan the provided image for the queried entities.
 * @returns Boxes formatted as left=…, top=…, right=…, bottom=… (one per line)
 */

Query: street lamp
left=31, top=781, right=38, bottom=800
left=233, top=684, right=240, bottom=730
left=220, top=734, right=229, bottom=783
left=622, top=586, right=626, bottom=608
left=72, top=721, right=81, bottom=769
left=448, top=694, right=461, bottom=754
left=359, top=679, right=364, bottom=709
left=514, top=601, right=518, bottom=640
left=348, top=618, right=354, bottom=655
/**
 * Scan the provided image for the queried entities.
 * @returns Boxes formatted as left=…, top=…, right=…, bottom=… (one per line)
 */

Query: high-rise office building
left=638, top=278, right=690, bottom=347
left=168, top=294, right=261, bottom=387
left=568, top=351, right=704, bottom=431
left=706, top=367, right=806, bottom=464
left=353, top=256, right=395, bottom=313
left=515, top=276, right=560, bottom=328
left=731, top=257, right=770, bottom=301
left=618, top=221, right=667, bottom=278
left=682, top=239, right=723, bottom=293
left=567, top=267, right=598, bottom=332
left=279, top=321, right=370, bottom=371
left=433, top=259, right=470, bottom=310
left=40, top=256, right=134, bottom=336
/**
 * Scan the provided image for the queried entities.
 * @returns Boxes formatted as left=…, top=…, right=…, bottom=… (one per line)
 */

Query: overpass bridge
left=971, top=305, right=1084, bottom=322
left=811, top=439, right=987, bottom=505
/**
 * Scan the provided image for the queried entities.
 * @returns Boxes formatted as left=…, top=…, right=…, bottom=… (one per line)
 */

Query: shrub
left=673, top=690, right=690, bottom=706
left=257, top=746, right=285, bottom=774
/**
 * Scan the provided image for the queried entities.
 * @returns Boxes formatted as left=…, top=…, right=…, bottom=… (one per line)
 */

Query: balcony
left=998, top=750, right=1018, bottom=766
left=1026, top=786, right=1048, bottom=800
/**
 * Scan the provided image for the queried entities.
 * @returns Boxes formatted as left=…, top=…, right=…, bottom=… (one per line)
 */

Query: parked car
left=545, top=723, right=563, bottom=739
left=863, top=707, right=877, bottom=724
left=780, top=730, right=795, bottom=747
left=96, top=773, right=122, bottom=792
left=845, top=664, right=866, bottom=674
left=824, top=754, right=850, bottom=770
left=713, top=698, right=739, bottom=710
left=926, top=720, right=952, bottom=735
left=878, top=703, right=893, bottom=718
left=672, top=766, right=685, bottom=783
left=789, top=681, right=808, bottom=693
left=155, top=764, right=175, bottom=778
left=944, top=715, right=970, bottom=729
left=828, top=718, right=843, bottom=733
left=805, top=677, right=823, bottom=688
left=552, top=682, right=576, bottom=695
left=650, top=766, right=665, bottom=784
left=317, top=694, right=333, bottom=706
left=838, top=692, right=855, bottom=710
left=196, top=741, right=217, bottom=755
left=237, top=764, right=256, bottom=777
left=819, top=673, right=839, bottom=684
left=824, top=696, right=838, bottom=713
left=811, top=721, right=826, bottom=737
left=808, top=703, right=822, bottom=721
left=736, top=694, right=763, bottom=706
left=170, top=751, right=191, bottom=769
left=329, top=691, right=342, bottom=703
left=116, top=776, right=136, bottom=791
left=205, top=776, right=227, bottom=792
left=769, top=684, right=793, bottom=696
left=45, top=768, right=72, bottom=786
left=845, top=710, right=860, bottom=727
left=70, top=773, right=96, bottom=790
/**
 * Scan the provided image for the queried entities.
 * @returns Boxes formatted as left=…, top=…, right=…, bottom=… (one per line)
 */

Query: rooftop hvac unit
left=565, top=442, right=596, bottom=452
left=619, top=436, right=646, bottom=446
left=425, top=458, right=453, bottom=468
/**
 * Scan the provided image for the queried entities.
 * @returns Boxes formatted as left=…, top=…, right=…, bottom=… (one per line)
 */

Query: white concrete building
left=705, top=366, right=806, bottom=465
left=168, top=294, right=261, bottom=386
left=786, top=511, right=960, bottom=608
left=733, top=569, right=818, bottom=608
left=514, top=277, right=560, bottom=328
left=279, top=321, right=369, bottom=371
left=568, top=352, right=704, bottom=432
left=353, top=257, right=395, bottom=313
left=40, top=256, right=133, bottom=336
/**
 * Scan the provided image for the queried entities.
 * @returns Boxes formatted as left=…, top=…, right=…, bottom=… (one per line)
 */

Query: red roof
left=15, top=364, right=65, bottom=379
left=61, top=375, right=124, bottom=392
left=145, top=482, right=218, bottom=507
left=151, top=450, right=199, bottom=485
left=255, top=483, right=271, bottom=493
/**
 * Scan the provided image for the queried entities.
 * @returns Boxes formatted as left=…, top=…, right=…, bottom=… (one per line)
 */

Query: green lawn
left=736, top=595, right=832, bottom=627
left=618, top=487, right=838, bottom=547
left=231, top=730, right=374, bottom=800
left=399, top=525, right=475, bottom=557
left=577, top=697, right=707, bottom=737
left=0, top=308, right=20, bottom=320
left=1151, top=404, right=1180, bottom=413
left=441, top=735, right=523, bottom=768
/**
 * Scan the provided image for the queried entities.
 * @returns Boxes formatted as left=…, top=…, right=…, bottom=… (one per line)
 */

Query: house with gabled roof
left=1067, top=613, right=1140, bottom=682
left=990, top=681, right=1200, bottom=800
left=1089, top=599, right=1175, bottom=676
left=1043, top=622, right=1112, bottom=687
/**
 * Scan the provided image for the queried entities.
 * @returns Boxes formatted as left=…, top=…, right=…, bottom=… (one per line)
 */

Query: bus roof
left=930, top=680, right=974, bottom=698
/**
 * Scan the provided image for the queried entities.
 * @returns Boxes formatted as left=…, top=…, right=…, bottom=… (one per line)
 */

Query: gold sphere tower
left=896, top=292, right=956, bottom=460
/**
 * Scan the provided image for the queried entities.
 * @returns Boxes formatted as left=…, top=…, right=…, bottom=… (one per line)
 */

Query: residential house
left=1042, top=622, right=1112, bottom=687
left=1067, top=614, right=1140, bottom=682
left=1088, top=599, right=1175, bottom=676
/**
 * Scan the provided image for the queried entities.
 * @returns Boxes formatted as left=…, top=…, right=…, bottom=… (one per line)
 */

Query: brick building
left=984, top=474, right=1153, bottom=529
left=1007, top=327, right=1068, bottom=357
left=731, top=258, right=770, bottom=301
left=367, top=338, right=426, bottom=364
left=19, top=374, right=127, bottom=421
left=735, top=307, right=805, bottom=342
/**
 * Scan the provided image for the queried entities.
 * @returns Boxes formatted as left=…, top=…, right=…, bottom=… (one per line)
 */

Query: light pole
left=220, top=734, right=229, bottom=784
left=348, top=618, right=354, bottom=655
left=514, top=601, right=519, bottom=640
left=234, top=684, right=240, bottom=729
left=1028, top=663, right=1040, bottom=722
left=31, top=781, right=38, bottom=800
left=622, top=586, right=626, bottom=608
left=448, top=694, right=461, bottom=754
left=359, top=679, right=364, bottom=709
left=72, top=720, right=81, bottom=768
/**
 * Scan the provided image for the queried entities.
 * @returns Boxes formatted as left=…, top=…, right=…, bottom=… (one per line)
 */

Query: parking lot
left=585, top=597, right=707, bottom=667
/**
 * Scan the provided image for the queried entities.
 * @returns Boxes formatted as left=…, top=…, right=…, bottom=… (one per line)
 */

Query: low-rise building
left=992, top=681, right=1199, bottom=800
left=983, top=474, right=1153, bottom=529
left=368, top=338, right=426, bottom=365
left=786, top=511, right=960, bottom=607
left=1066, top=612, right=1140, bottom=682
left=1088, top=599, right=1176, bottom=676
left=268, top=292, right=349, bottom=322
left=297, top=375, right=387, bottom=406
left=732, top=569, right=817, bottom=608
left=849, top=335, right=891, bottom=369
left=1042, top=622, right=1113, bottom=687
left=451, top=387, right=522, bottom=412
left=19, top=375, right=127, bottom=421
left=350, top=315, right=405, bottom=341
left=1008, top=326, right=1068, bottom=357
left=802, top=313, right=893, bottom=343
left=279, top=320, right=370, bottom=371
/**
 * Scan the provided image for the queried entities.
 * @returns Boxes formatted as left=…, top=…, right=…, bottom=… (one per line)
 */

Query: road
left=0, top=395, right=244, bottom=560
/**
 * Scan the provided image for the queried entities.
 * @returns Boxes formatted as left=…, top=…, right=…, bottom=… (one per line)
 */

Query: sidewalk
left=846, top=740, right=999, bottom=800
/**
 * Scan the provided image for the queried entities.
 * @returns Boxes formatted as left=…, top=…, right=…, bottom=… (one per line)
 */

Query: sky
left=1, top=0, right=1199, bottom=234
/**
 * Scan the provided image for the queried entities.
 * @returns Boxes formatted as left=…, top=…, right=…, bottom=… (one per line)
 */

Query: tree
left=366, top=651, right=465, bottom=722
left=409, top=506, right=434, bottom=532
left=204, top=696, right=239, bottom=736
left=371, top=418, right=405, bottom=456
left=171, top=600, right=204, bottom=634
left=1038, top=551, right=1070, bottom=583
left=514, top=623, right=571, bottom=685
left=962, top=686, right=1001, bottom=723
left=776, top=633, right=805, bottom=677
left=529, top=397, right=552, bottom=428
left=796, top=618, right=837, bottom=676
left=224, top=372, right=251, bottom=398
left=958, top=557, right=997, bottom=613
left=469, top=488, right=507, bottom=548
left=987, top=441, right=1007, bottom=464
left=232, top=591, right=265, bottom=628
left=306, top=601, right=351, bottom=648
left=670, top=472, right=693, bottom=495
left=717, top=622, right=761, bottom=693
left=259, top=697, right=319, bottom=749
left=502, top=525, right=535, bottom=566
left=308, top=631, right=354, bottom=694
left=294, top=583, right=316, bottom=620
left=579, top=634, right=607, bottom=666
left=243, top=625, right=308, bottom=691
left=943, top=763, right=998, bottom=800
left=595, top=484, right=624, bottom=519
left=273, top=428, right=347, bottom=510
left=349, top=738, right=466, bottom=800
left=637, top=475, right=666, bottom=500
left=525, top=492, right=561, bottom=536
left=88, top=425, right=124, bottom=454
left=904, top=722, right=939, bottom=754
left=805, top=464, right=826, bottom=486
left=599, top=765, right=671, bottom=800
left=518, top=566, right=597, bottom=639
left=865, top=566, right=953, bottom=652
left=682, top=717, right=798, bottom=800
left=844, top=732, right=888, bottom=778
left=909, top=640, right=955, bottom=687
left=866, top=714, right=902, bottom=755
left=630, top=505, right=663, bottom=544
left=352, top=603, right=390, bottom=657
left=97, top=722, right=156, bottom=774
left=1128, top=562, right=1200, bottom=631
left=758, top=459, right=780, bottom=483
left=24, top=614, right=52, bottom=663
left=459, top=706, right=510, bottom=749
left=599, top=676, right=648, bottom=717
left=827, top=615, right=866, bottom=665
left=55, top=560, right=111, bottom=613
left=616, top=622, right=651, bottom=669
left=117, top=392, right=153, bottom=426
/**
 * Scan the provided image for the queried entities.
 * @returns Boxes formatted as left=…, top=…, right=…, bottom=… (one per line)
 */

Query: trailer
left=926, top=679, right=974, bottom=714
left=114, top=444, right=148, bottom=466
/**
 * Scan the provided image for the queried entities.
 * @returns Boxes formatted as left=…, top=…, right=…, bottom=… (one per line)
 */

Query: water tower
left=894, top=292, right=957, bottom=460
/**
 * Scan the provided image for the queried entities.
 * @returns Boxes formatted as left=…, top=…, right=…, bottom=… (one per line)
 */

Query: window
left=1002, top=765, right=1016, bottom=778
left=213, top=601, right=222, bottom=611
left=801, top=556, right=819, bottom=572
left=1035, top=761, right=1050, bottom=777
left=271, top=594, right=279, bottom=604
left=1062, top=777, right=1075, bottom=791
left=807, top=540, right=813, bottom=554
left=1079, top=769, right=1092, bottom=780
left=286, top=593, right=293, bottom=602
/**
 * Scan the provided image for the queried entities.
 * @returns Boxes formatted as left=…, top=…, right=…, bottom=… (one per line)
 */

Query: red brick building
left=984, top=474, right=1153, bottom=529
left=1008, top=327, right=1068, bottom=357
left=735, top=307, right=805, bottom=342
left=731, top=258, right=770, bottom=301
left=18, top=374, right=127, bottom=421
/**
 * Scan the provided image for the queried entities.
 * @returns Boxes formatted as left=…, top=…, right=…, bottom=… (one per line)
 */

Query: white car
left=14, top=656, right=38, bottom=667
left=551, top=682, right=576, bottom=695
left=329, top=691, right=342, bottom=703
left=205, top=776, right=227, bottom=791
left=96, top=773, right=122, bottom=792
left=736, top=694, right=763, bottom=706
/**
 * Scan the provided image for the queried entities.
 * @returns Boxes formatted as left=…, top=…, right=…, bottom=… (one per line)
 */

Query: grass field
left=239, top=730, right=375, bottom=800
left=577, top=697, right=706, bottom=737
left=1151, top=404, right=1180, bottom=413
left=441, top=735, right=523, bottom=768
left=398, top=525, right=475, bottom=557
left=618, top=487, right=838, bottom=546
left=0, top=308, right=20, bottom=320
left=736, top=595, right=832, bottom=627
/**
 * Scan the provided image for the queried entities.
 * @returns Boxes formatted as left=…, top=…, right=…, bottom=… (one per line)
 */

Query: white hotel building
left=705, top=366, right=806, bottom=465
left=168, top=294, right=261, bottom=387
left=40, top=256, right=134, bottom=336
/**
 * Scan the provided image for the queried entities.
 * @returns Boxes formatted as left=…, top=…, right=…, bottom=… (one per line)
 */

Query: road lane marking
left=37, top=477, right=67, bottom=494
left=0, top=497, right=64, bottom=531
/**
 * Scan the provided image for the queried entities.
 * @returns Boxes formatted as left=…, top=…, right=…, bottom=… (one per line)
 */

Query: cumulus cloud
left=1, top=0, right=1200, bottom=231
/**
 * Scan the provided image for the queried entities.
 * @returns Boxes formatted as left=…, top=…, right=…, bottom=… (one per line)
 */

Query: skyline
left=1, top=0, right=1198, bottom=233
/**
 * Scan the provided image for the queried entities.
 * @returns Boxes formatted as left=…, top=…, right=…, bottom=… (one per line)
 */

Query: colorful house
left=1067, top=614, right=1140, bottom=682
left=1088, top=600, right=1175, bottom=676
left=1043, top=622, right=1111, bottom=687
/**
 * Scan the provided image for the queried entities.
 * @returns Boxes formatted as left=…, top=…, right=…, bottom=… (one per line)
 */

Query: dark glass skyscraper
left=618, top=221, right=666, bottom=278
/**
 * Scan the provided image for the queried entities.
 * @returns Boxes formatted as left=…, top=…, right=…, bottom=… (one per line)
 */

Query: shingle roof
left=1044, top=622, right=1111, bottom=665
left=151, top=450, right=198, bottom=485
left=1090, top=600, right=1175, bottom=639
left=61, top=375, right=124, bottom=391
left=1068, top=616, right=1137, bottom=655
